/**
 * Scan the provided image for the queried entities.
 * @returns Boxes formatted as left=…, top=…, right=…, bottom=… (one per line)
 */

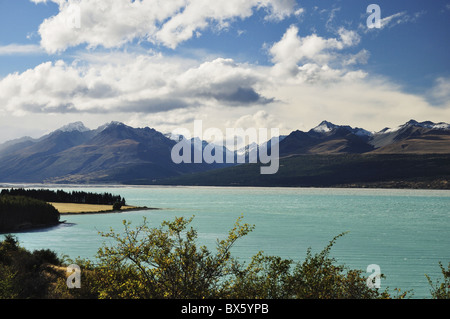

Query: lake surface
left=4, top=185, right=450, bottom=299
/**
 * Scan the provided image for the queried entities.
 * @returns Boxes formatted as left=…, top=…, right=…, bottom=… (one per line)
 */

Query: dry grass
left=49, top=202, right=138, bottom=214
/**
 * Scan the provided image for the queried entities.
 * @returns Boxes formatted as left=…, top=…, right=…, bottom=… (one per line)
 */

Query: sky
left=0, top=0, right=449, bottom=143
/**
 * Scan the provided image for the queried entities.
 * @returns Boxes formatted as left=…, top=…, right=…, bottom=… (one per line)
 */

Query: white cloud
left=2, top=17, right=449, bottom=142
left=228, top=110, right=282, bottom=131
left=255, top=25, right=450, bottom=132
left=342, top=49, right=370, bottom=66
left=262, top=0, right=299, bottom=21
left=32, top=0, right=301, bottom=53
left=380, top=11, right=407, bottom=29
left=259, top=74, right=450, bottom=134
left=426, top=77, right=450, bottom=107
left=269, top=25, right=362, bottom=80
left=0, top=52, right=272, bottom=116
left=362, top=10, right=426, bottom=31
left=0, top=44, right=45, bottom=55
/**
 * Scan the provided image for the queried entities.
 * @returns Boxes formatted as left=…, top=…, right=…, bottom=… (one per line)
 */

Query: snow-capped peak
left=96, top=121, right=125, bottom=132
left=432, top=122, right=450, bottom=130
left=57, top=121, right=90, bottom=133
left=411, top=120, right=450, bottom=130
left=381, top=120, right=450, bottom=134
left=310, top=121, right=374, bottom=136
left=311, top=121, right=337, bottom=133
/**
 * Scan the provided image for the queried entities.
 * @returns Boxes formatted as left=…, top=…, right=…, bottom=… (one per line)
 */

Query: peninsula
left=50, top=202, right=153, bottom=215
left=0, top=188, right=153, bottom=233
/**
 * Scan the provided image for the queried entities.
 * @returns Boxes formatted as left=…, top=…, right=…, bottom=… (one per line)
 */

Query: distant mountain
left=0, top=136, right=36, bottom=154
left=278, top=119, right=450, bottom=156
left=0, top=122, right=228, bottom=184
left=369, top=120, right=450, bottom=153
left=150, top=119, right=450, bottom=189
left=0, top=119, right=448, bottom=185
left=57, top=121, right=90, bottom=133
left=279, top=121, right=374, bottom=155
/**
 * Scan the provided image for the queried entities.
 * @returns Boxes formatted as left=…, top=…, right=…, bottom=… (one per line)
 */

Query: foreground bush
left=427, top=262, right=450, bottom=299
left=75, top=216, right=397, bottom=299
left=1, top=216, right=446, bottom=299
left=226, top=233, right=394, bottom=299
left=0, top=234, right=63, bottom=298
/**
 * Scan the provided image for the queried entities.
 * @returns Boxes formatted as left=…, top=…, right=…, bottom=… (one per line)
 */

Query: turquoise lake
left=5, top=186, right=450, bottom=299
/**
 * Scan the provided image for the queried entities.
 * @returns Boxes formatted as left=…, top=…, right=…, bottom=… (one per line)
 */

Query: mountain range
left=278, top=119, right=450, bottom=156
left=0, top=119, right=449, bottom=186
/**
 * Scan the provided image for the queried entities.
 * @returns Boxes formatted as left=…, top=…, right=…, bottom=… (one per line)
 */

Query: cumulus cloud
left=173, top=58, right=272, bottom=106
left=4, top=20, right=447, bottom=131
left=2, top=5, right=449, bottom=140
left=32, top=0, right=301, bottom=53
left=0, top=53, right=272, bottom=116
left=228, top=110, right=282, bottom=131
left=255, top=24, right=450, bottom=132
left=257, top=72, right=450, bottom=135
left=269, top=25, right=363, bottom=81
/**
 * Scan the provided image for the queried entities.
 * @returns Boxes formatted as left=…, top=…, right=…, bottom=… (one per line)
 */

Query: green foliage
left=92, top=215, right=254, bottom=299
left=226, top=232, right=393, bottom=299
left=88, top=217, right=396, bottom=299
left=426, top=262, right=450, bottom=299
left=226, top=252, right=294, bottom=299
left=0, top=218, right=447, bottom=299
left=0, top=234, right=64, bottom=299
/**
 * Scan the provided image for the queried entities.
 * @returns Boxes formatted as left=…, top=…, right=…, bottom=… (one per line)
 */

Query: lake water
left=4, top=185, right=450, bottom=299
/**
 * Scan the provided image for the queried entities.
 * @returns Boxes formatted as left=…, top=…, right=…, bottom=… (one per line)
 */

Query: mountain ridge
left=0, top=119, right=449, bottom=185
left=279, top=119, right=450, bottom=156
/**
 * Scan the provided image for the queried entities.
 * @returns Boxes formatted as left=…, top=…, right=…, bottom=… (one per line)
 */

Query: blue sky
left=0, top=0, right=449, bottom=143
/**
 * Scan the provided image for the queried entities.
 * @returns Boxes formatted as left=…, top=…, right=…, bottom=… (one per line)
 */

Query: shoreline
left=2, top=182, right=448, bottom=191
left=49, top=202, right=161, bottom=215
left=0, top=221, right=62, bottom=234
left=0, top=206, right=161, bottom=234
left=59, top=206, right=160, bottom=215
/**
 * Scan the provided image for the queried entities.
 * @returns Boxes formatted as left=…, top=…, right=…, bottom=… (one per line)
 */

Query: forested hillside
left=0, top=188, right=126, bottom=206
left=0, top=195, right=60, bottom=233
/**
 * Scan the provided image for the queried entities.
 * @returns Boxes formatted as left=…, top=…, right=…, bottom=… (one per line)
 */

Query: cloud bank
left=31, top=0, right=300, bottom=53
left=1, top=0, right=448, bottom=138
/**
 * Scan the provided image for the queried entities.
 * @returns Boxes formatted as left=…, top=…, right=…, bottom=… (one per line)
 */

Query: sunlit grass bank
left=49, top=202, right=140, bottom=214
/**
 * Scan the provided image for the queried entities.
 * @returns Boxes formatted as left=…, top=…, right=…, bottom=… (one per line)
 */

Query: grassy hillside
left=146, top=154, right=450, bottom=189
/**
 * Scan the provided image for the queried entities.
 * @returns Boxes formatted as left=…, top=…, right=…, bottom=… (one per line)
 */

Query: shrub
left=0, top=234, right=64, bottom=299
left=112, top=202, right=122, bottom=211
left=88, top=217, right=398, bottom=299
left=427, top=262, right=450, bottom=299
left=226, top=232, right=394, bottom=299
left=92, top=216, right=254, bottom=299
